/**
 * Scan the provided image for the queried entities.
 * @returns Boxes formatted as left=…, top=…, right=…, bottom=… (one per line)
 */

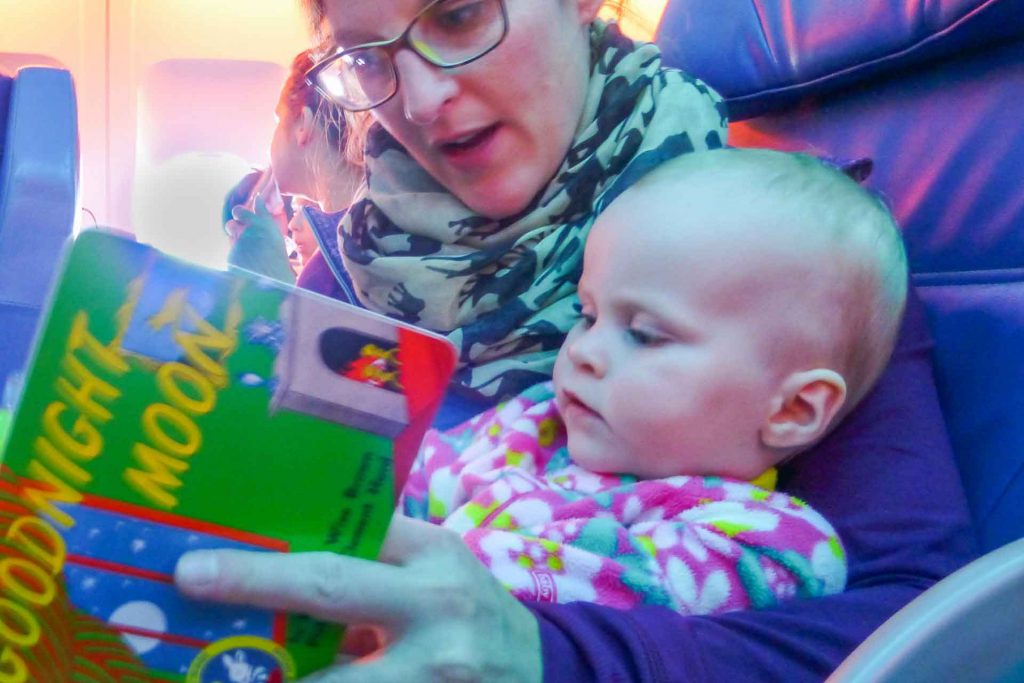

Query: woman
left=272, top=48, right=365, bottom=297
left=176, top=0, right=976, bottom=680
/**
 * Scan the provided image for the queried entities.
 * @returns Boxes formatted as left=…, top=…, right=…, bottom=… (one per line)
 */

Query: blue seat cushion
left=919, top=275, right=1024, bottom=551
left=657, top=0, right=1024, bottom=120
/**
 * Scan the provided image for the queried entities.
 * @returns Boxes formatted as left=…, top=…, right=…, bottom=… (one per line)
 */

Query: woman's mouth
left=438, top=124, right=501, bottom=168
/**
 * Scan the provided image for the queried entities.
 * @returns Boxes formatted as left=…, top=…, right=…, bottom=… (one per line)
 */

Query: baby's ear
left=761, top=369, right=847, bottom=450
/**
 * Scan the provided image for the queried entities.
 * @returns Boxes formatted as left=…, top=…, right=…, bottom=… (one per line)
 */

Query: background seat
left=656, top=0, right=1024, bottom=678
left=658, top=0, right=1024, bottom=556
left=0, top=65, right=79, bottom=403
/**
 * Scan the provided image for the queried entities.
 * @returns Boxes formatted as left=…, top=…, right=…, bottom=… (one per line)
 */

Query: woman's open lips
left=437, top=124, right=501, bottom=168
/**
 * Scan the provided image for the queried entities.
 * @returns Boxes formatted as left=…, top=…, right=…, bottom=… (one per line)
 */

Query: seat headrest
left=0, top=66, right=79, bottom=308
left=0, top=73, right=11, bottom=138
left=657, top=0, right=1024, bottom=120
left=713, top=11, right=1024, bottom=550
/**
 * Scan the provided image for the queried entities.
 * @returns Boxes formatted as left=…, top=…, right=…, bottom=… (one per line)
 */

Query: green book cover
left=0, top=231, right=456, bottom=682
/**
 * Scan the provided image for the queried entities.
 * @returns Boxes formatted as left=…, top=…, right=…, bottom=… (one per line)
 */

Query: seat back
left=0, top=66, right=79, bottom=399
left=828, top=536, right=1024, bottom=682
left=657, top=0, right=1024, bottom=553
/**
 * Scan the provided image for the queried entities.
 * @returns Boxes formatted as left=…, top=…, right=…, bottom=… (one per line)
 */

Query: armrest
left=828, top=537, right=1024, bottom=683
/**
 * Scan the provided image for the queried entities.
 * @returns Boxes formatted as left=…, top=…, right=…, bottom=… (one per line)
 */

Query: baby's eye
left=627, top=327, right=665, bottom=346
left=579, top=313, right=596, bottom=329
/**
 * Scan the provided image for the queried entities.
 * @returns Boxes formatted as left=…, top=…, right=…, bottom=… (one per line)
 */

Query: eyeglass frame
left=304, top=0, right=510, bottom=112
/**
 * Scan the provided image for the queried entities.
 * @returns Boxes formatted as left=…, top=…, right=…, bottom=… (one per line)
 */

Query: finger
left=224, top=219, right=244, bottom=239
left=377, top=514, right=463, bottom=565
left=340, top=625, right=385, bottom=658
left=300, top=637, right=492, bottom=683
left=174, top=549, right=419, bottom=626
left=298, top=647, right=413, bottom=683
left=252, top=194, right=270, bottom=216
left=231, top=205, right=256, bottom=222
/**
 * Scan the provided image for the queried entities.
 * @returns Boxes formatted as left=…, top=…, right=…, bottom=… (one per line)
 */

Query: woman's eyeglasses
left=305, top=0, right=509, bottom=112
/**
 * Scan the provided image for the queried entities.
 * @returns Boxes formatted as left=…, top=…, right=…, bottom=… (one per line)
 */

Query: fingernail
left=176, top=552, right=219, bottom=587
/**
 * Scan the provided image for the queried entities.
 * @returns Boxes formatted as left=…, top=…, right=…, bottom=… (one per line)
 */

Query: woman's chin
left=460, top=193, right=532, bottom=220
left=439, top=145, right=544, bottom=218
left=448, top=170, right=544, bottom=220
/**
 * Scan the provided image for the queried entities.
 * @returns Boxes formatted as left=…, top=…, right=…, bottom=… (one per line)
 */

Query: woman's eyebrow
left=331, top=30, right=371, bottom=49
left=331, top=22, right=386, bottom=48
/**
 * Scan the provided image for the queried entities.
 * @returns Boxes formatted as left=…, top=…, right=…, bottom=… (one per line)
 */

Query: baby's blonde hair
left=633, top=148, right=908, bottom=412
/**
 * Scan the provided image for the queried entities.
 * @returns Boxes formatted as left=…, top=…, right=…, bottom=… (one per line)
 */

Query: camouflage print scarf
left=338, top=21, right=728, bottom=401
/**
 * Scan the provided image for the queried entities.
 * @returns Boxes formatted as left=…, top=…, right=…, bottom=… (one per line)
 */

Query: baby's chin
left=564, top=431, right=639, bottom=478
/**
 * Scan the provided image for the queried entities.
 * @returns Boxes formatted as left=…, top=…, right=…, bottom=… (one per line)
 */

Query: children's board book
left=0, top=231, right=457, bottom=682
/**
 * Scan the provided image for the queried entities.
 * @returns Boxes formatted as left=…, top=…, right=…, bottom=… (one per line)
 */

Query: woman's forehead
left=324, top=0, right=432, bottom=47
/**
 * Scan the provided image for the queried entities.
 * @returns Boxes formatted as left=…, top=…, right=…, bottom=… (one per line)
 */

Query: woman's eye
left=346, top=50, right=386, bottom=75
left=435, top=0, right=486, bottom=30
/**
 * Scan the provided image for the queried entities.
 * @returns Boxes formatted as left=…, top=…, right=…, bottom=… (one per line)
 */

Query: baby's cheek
left=606, top=392, right=673, bottom=449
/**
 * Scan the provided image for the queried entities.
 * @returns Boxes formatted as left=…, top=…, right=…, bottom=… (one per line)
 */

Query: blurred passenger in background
left=271, top=49, right=363, bottom=214
left=270, top=48, right=364, bottom=300
left=221, top=49, right=362, bottom=284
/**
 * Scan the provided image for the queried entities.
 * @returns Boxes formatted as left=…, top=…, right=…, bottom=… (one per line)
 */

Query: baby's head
left=552, top=148, right=907, bottom=480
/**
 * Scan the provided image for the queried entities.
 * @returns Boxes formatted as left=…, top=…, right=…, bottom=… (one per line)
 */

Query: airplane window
left=133, top=151, right=253, bottom=269
left=133, top=59, right=286, bottom=267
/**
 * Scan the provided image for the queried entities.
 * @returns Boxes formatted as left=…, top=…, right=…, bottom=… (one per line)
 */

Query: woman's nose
left=394, top=50, right=458, bottom=126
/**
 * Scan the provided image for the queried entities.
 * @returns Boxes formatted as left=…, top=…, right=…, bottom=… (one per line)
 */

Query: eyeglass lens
left=315, top=0, right=506, bottom=110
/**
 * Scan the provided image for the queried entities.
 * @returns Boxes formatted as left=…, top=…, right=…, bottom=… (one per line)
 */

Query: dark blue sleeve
left=299, top=206, right=360, bottom=305
left=529, top=284, right=978, bottom=681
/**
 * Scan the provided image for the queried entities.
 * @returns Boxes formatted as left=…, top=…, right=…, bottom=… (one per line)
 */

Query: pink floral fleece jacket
left=401, top=382, right=847, bottom=613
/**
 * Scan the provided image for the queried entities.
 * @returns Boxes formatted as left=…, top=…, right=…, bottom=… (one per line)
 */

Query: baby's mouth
left=563, top=389, right=600, bottom=420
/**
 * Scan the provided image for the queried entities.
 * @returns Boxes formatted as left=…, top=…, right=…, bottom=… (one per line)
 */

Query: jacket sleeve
left=528, top=285, right=979, bottom=681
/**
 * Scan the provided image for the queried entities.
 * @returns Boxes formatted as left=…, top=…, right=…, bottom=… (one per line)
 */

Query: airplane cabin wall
left=1, top=0, right=311, bottom=264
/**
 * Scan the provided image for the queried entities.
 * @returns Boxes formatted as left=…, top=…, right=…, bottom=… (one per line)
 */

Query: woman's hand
left=174, top=515, right=543, bottom=683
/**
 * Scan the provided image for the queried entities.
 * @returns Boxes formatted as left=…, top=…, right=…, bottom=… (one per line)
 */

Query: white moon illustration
left=108, top=600, right=168, bottom=655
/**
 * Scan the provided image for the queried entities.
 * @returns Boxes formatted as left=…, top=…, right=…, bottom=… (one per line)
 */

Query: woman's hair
left=280, top=49, right=363, bottom=166
left=597, top=0, right=635, bottom=23
left=299, top=0, right=327, bottom=38
left=300, top=0, right=642, bottom=32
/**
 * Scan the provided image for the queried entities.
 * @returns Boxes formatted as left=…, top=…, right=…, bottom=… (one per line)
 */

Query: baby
left=403, top=148, right=908, bottom=614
